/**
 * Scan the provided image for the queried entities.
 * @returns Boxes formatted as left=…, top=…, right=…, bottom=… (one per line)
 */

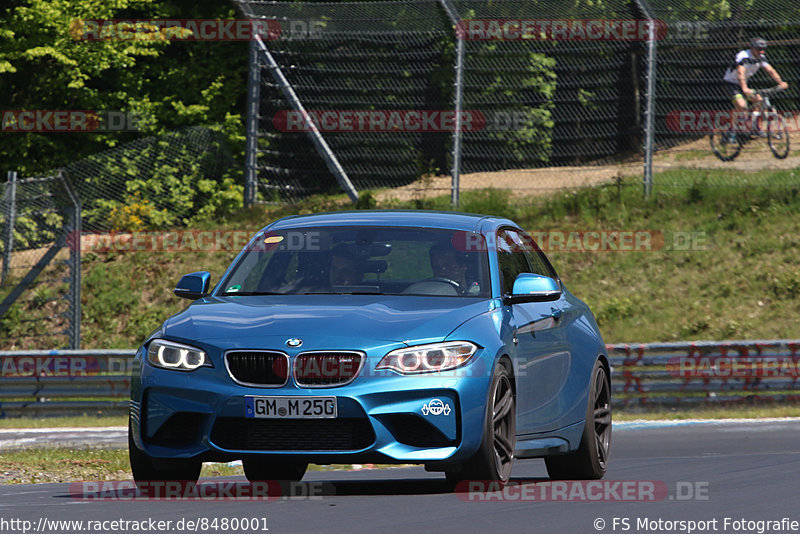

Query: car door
left=497, top=228, right=572, bottom=435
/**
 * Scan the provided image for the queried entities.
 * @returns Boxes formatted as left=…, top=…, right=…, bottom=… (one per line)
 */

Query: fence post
left=1, top=171, right=17, bottom=286
left=244, top=37, right=261, bottom=208
left=438, top=0, right=464, bottom=207
left=636, top=0, right=657, bottom=198
left=59, top=171, right=81, bottom=350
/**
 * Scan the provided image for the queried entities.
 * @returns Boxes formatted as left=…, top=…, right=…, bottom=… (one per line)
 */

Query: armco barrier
left=608, top=339, right=800, bottom=406
left=1, top=341, right=800, bottom=417
left=0, top=349, right=135, bottom=418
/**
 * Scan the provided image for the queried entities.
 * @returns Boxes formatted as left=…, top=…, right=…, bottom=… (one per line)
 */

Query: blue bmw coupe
left=129, top=210, right=611, bottom=486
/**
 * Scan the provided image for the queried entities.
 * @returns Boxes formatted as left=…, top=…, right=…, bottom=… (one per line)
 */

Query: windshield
left=218, top=226, right=490, bottom=298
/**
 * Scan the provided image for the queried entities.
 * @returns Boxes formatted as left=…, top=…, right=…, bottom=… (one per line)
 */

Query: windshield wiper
left=221, top=291, right=282, bottom=296
left=305, top=289, right=384, bottom=295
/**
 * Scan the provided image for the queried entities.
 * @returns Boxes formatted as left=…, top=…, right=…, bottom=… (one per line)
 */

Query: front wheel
left=545, top=359, right=611, bottom=480
left=129, top=426, right=201, bottom=492
left=767, top=109, right=790, bottom=159
left=446, top=360, right=515, bottom=487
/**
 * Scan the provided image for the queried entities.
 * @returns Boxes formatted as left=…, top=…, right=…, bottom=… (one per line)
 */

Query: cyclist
left=722, top=37, right=788, bottom=141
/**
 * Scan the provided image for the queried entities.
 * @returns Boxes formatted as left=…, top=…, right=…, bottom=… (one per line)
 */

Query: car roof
left=264, top=210, right=515, bottom=233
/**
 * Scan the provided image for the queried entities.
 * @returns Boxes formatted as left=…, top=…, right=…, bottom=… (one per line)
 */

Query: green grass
left=670, top=150, right=709, bottom=161
left=0, top=448, right=242, bottom=484
left=0, top=416, right=127, bottom=429
left=2, top=169, right=800, bottom=347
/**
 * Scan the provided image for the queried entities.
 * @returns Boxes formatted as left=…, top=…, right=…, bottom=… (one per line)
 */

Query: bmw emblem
left=286, top=338, right=303, bottom=348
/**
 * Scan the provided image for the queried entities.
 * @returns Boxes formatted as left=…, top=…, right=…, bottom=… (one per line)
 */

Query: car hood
left=162, top=295, right=493, bottom=349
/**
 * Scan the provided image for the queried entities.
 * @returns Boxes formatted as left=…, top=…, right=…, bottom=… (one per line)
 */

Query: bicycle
left=710, top=86, right=790, bottom=161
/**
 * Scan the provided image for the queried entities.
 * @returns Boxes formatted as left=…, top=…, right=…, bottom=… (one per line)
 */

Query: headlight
left=147, top=339, right=210, bottom=371
left=376, top=341, right=478, bottom=374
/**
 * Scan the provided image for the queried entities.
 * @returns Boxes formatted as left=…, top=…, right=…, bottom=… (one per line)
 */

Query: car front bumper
left=130, top=346, right=494, bottom=466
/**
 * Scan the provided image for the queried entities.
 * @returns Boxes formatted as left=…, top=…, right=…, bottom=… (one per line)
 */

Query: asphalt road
left=1, top=420, right=799, bottom=534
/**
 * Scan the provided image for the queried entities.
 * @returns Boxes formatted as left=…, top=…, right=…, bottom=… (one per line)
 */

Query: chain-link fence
left=0, top=171, right=81, bottom=350
left=237, top=0, right=652, bottom=202
left=0, top=126, right=238, bottom=350
left=65, top=126, right=237, bottom=232
left=238, top=0, right=800, bottom=203
left=237, top=0, right=455, bottom=201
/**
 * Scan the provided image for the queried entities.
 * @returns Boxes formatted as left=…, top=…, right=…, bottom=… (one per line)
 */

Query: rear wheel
left=129, top=425, right=201, bottom=492
left=446, top=361, right=515, bottom=487
left=767, top=109, right=790, bottom=159
left=545, top=359, right=611, bottom=480
left=243, top=459, right=308, bottom=482
left=710, top=129, right=742, bottom=161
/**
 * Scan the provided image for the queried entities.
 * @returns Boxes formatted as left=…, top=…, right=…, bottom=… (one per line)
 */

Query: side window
left=496, top=229, right=532, bottom=295
left=517, top=230, right=558, bottom=280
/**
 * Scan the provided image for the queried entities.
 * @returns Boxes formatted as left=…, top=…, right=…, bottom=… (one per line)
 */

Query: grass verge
left=0, top=448, right=241, bottom=485
left=0, top=416, right=127, bottom=429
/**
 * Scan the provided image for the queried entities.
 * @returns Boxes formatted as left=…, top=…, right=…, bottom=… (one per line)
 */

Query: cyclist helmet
left=750, top=37, right=768, bottom=50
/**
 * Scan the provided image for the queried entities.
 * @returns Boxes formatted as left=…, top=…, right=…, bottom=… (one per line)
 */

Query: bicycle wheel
left=710, top=128, right=742, bottom=161
left=766, top=108, right=790, bottom=159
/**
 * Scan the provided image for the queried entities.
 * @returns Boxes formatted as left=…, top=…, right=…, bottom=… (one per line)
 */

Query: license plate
left=245, top=396, right=337, bottom=419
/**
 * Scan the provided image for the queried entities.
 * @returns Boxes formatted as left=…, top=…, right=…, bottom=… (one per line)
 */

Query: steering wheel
left=402, top=277, right=463, bottom=296
left=424, top=277, right=463, bottom=293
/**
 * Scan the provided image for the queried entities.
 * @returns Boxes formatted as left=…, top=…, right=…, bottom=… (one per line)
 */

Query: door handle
left=550, top=308, right=562, bottom=321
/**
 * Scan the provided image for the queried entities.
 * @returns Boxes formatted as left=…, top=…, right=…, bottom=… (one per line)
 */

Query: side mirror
left=174, top=271, right=211, bottom=300
left=504, top=273, right=561, bottom=304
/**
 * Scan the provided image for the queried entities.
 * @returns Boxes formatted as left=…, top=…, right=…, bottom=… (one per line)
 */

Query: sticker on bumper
left=421, top=398, right=451, bottom=416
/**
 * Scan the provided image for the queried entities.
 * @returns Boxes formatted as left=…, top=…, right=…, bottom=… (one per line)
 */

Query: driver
left=329, top=245, right=363, bottom=286
left=430, top=246, right=468, bottom=289
left=429, top=244, right=482, bottom=295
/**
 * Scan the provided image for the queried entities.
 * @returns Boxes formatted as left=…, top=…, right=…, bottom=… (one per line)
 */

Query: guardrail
left=1, top=340, right=799, bottom=417
left=608, top=339, right=800, bottom=406
left=0, top=349, right=134, bottom=418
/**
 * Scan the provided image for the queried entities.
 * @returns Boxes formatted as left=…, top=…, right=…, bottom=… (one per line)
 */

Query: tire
left=710, top=131, right=742, bottom=161
left=545, top=359, right=611, bottom=480
left=129, top=425, right=201, bottom=492
left=767, top=108, right=790, bottom=159
left=447, top=360, right=515, bottom=487
left=243, top=459, right=308, bottom=482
